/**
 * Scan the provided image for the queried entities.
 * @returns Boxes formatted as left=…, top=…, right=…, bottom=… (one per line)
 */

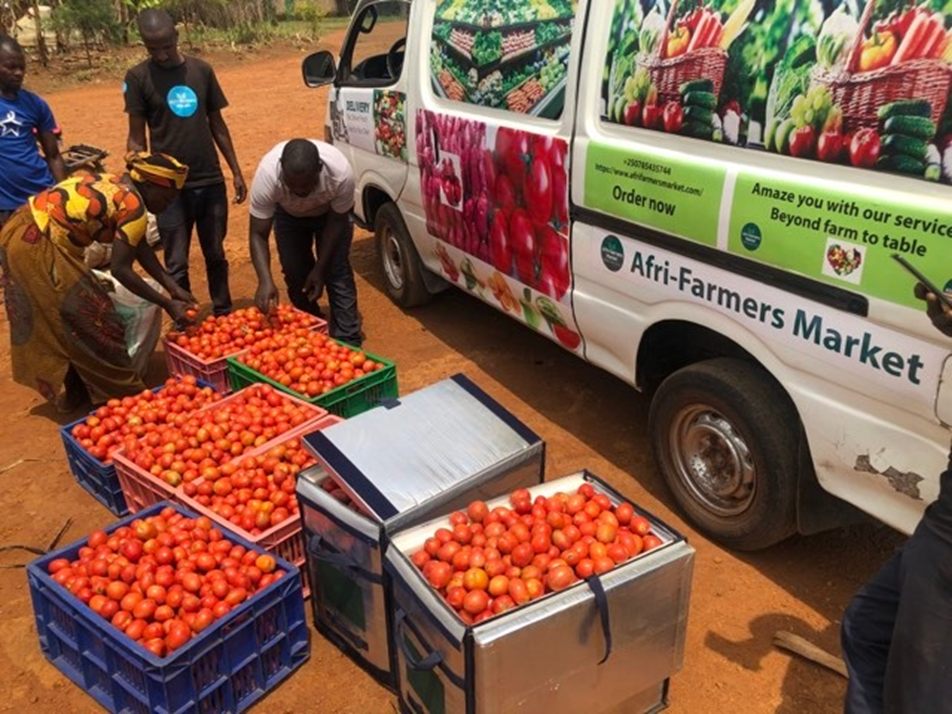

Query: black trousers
left=157, top=182, right=232, bottom=316
left=273, top=208, right=361, bottom=346
left=842, top=516, right=952, bottom=713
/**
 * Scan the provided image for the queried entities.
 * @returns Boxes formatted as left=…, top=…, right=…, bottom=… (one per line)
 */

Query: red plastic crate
left=179, top=414, right=345, bottom=598
left=114, top=385, right=330, bottom=514
left=164, top=310, right=327, bottom=394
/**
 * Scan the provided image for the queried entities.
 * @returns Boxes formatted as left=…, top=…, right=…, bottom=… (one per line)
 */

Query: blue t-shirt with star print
left=0, top=89, right=57, bottom=211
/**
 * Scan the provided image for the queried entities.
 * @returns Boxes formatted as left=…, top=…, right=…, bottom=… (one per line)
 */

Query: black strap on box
left=586, top=575, right=613, bottom=665
left=308, top=534, right=383, bottom=585
left=394, top=608, right=444, bottom=671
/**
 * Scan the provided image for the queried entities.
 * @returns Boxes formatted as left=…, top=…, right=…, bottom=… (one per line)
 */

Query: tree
left=52, top=0, right=121, bottom=66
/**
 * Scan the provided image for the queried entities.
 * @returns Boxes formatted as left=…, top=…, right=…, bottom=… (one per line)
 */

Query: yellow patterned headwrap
left=125, top=151, right=189, bottom=190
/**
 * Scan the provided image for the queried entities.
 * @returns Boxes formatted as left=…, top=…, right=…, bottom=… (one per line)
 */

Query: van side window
left=429, top=2, right=578, bottom=119
left=339, top=1, right=409, bottom=87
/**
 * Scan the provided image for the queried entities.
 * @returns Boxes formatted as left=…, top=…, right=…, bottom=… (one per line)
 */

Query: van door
left=397, top=0, right=585, bottom=354
left=330, top=0, right=411, bottom=212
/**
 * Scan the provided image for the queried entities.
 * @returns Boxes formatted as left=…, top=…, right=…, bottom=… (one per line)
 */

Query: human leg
left=841, top=548, right=903, bottom=714
left=882, top=522, right=952, bottom=713
left=273, top=209, right=322, bottom=316
left=157, top=191, right=194, bottom=293
left=192, top=183, right=232, bottom=316
left=320, top=216, right=362, bottom=345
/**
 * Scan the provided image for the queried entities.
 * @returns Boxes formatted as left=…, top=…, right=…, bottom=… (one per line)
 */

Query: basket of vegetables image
left=810, top=1, right=952, bottom=133
left=635, top=0, right=744, bottom=105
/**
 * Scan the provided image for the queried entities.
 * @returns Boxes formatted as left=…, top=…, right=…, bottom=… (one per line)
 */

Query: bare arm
left=111, top=240, right=195, bottom=323
left=134, top=239, right=194, bottom=302
left=249, top=214, right=278, bottom=313
left=127, top=115, right=148, bottom=153
left=208, top=111, right=246, bottom=204
left=37, top=130, right=67, bottom=182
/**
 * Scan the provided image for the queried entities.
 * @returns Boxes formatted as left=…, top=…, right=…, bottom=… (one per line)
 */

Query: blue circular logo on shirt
left=166, top=86, right=198, bottom=118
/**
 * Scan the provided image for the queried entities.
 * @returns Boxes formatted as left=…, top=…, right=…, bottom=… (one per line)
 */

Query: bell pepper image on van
left=604, top=0, right=952, bottom=185
left=606, top=0, right=753, bottom=145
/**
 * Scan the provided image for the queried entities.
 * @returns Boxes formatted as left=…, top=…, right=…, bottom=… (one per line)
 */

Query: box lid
left=303, top=374, right=542, bottom=523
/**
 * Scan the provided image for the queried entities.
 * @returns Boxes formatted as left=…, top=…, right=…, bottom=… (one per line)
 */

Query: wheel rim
left=380, top=223, right=405, bottom=291
left=667, top=404, right=756, bottom=517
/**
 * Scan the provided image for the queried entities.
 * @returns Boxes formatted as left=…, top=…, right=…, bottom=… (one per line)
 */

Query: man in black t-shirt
left=124, top=9, right=246, bottom=317
left=841, top=282, right=952, bottom=713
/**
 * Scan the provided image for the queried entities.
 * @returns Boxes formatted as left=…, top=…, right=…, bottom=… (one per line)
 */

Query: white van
left=302, top=0, right=952, bottom=550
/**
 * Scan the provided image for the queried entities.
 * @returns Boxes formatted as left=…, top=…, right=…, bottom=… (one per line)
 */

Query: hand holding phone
left=892, top=253, right=952, bottom=311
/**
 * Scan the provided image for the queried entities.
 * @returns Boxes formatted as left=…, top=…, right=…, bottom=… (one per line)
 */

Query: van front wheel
left=375, top=203, right=432, bottom=308
left=648, top=358, right=799, bottom=550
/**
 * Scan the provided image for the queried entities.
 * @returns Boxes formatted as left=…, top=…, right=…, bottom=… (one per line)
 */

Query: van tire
left=375, top=203, right=432, bottom=308
left=648, top=358, right=799, bottom=550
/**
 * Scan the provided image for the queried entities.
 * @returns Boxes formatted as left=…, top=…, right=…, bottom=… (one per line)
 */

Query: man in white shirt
left=248, top=138, right=361, bottom=345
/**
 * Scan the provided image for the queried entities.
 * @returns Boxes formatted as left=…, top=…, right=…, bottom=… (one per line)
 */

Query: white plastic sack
left=92, top=269, right=163, bottom=378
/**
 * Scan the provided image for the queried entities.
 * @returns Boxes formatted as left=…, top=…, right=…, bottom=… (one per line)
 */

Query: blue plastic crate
left=60, top=418, right=128, bottom=517
left=27, top=501, right=310, bottom=714
left=59, top=379, right=216, bottom=517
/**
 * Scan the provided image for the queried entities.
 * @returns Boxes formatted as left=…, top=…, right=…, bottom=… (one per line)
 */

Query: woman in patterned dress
left=0, top=152, right=196, bottom=412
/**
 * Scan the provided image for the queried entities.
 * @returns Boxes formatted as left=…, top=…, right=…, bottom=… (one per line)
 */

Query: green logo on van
left=601, top=235, right=624, bottom=272
left=740, top=223, right=762, bottom=251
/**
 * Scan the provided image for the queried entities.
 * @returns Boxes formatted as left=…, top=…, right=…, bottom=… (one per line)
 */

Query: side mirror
left=302, top=51, right=337, bottom=88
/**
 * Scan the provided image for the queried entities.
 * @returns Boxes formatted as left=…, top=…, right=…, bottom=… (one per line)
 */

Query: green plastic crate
left=227, top=347, right=398, bottom=418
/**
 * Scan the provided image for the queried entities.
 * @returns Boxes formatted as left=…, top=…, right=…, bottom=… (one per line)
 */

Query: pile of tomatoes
left=410, top=483, right=663, bottom=624
left=236, top=331, right=386, bottom=399
left=184, top=439, right=315, bottom=535
left=122, top=384, right=321, bottom=487
left=45, top=507, right=287, bottom=658
left=318, top=475, right=368, bottom=516
left=167, top=305, right=322, bottom=361
left=69, top=376, right=221, bottom=463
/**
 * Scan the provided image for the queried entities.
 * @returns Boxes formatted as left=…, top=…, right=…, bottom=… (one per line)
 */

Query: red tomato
left=545, top=565, right=575, bottom=592
left=494, top=127, right=530, bottom=190
left=524, top=154, right=553, bottom=227
left=509, top=209, right=536, bottom=285
left=462, top=589, right=490, bottom=616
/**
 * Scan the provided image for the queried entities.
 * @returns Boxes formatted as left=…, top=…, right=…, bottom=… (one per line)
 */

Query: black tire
left=375, top=203, right=432, bottom=308
left=648, top=358, right=799, bottom=550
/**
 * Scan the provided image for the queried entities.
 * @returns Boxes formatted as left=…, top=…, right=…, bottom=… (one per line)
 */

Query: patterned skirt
left=0, top=207, right=145, bottom=404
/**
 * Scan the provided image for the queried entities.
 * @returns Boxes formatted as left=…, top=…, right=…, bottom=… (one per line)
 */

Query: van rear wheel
left=648, top=358, right=799, bottom=550
left=375, top=203, right=432, bottom=308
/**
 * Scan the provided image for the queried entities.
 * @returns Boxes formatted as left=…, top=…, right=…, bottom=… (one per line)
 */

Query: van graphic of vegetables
left=373, top=91, right=407, bottom=162
left=604, top=0, right=952, bottom=185
left=606, top=0, right=753, bottom=145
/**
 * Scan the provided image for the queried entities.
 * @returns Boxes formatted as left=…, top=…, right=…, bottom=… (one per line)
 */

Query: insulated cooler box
left=296, top=374, right=545, bottom=691
left=386, top=471, right=694, bottom=714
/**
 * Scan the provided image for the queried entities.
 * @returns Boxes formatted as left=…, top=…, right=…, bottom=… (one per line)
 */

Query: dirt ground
left=0, top=29, right=906, bottom=714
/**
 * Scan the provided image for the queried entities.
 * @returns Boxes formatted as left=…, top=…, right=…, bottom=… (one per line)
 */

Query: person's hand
left=255, top=279, right=279, bottom=315
left=915, top=282, right=952, bottom=338
left=167, top=298, right=197, bottom=327
left=303, top=266, right=325, bottom=303
left=233, top=174, right=247, bottom=205
left=169, top=284, right=197, bottom=305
